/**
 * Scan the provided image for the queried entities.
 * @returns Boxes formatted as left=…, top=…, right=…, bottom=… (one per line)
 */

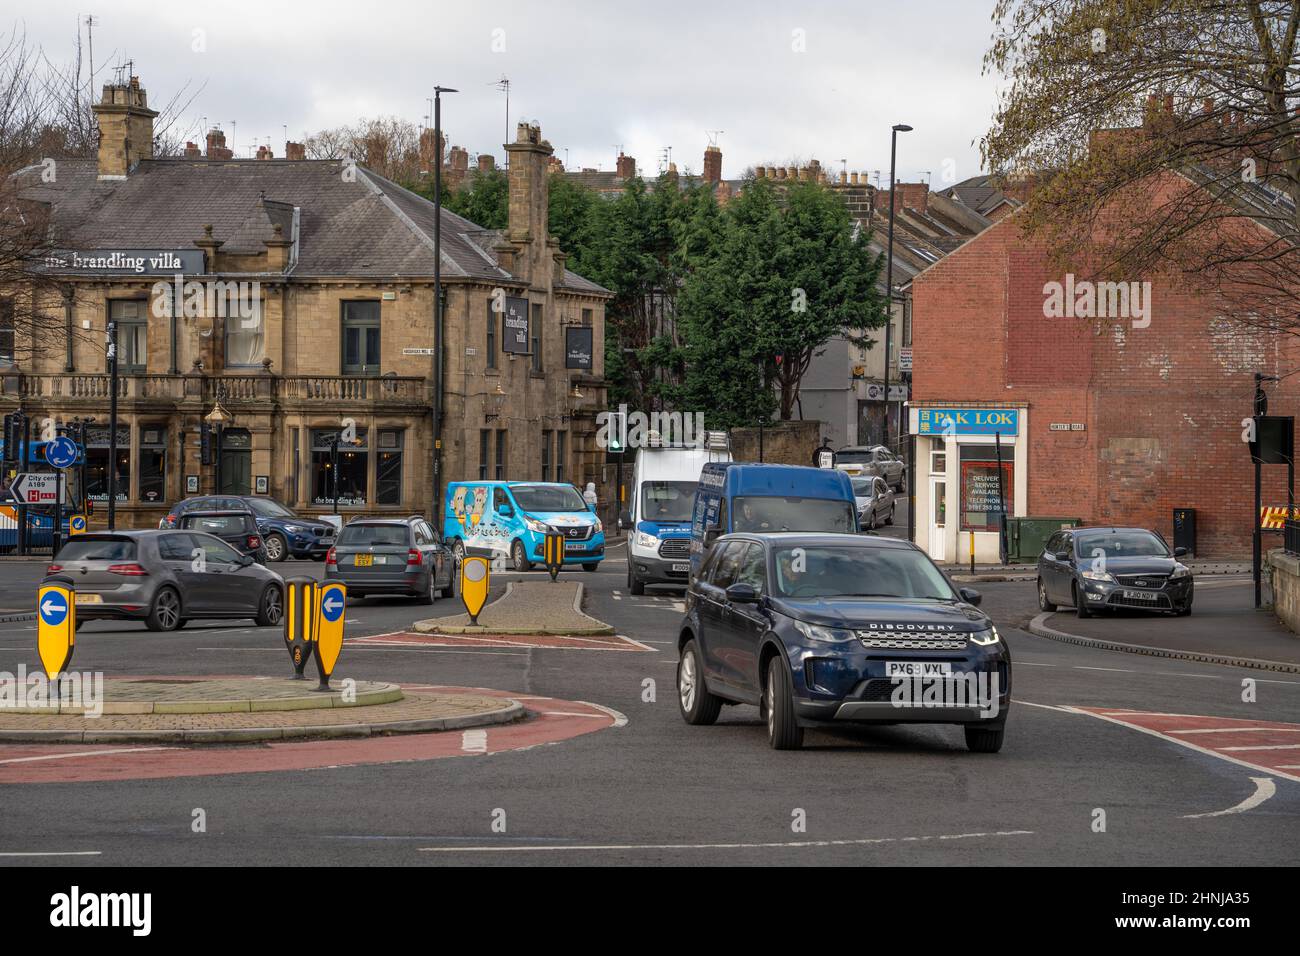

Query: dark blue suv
left=159, top=496, right=336, bottom=562
left=677, top=532, right=1011, bottom=752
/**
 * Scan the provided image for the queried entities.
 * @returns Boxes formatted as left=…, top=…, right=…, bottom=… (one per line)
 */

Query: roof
left=721, top=531, right=911, bottom=549
left=16, top=158, right=610, bottom=293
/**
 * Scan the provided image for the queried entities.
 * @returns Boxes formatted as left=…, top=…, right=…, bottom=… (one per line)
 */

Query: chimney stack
left=255, top=145, right=274, bottom=160
left=205, top=128, right=233, bottom=160
left=91, top=75, right=158, bottom=179
left=503, top=122, right=554, bottom=281
left=284, top=141, right=306, bottom=161
left=703, top=144, right=722, bottom=184
left=184, top=142, right=201, bottom=158
left=478, top=153, right=496, bottom=172
left=616, top=151, right=636, bottom=178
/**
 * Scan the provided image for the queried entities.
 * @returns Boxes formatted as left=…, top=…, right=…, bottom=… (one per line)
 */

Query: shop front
left=910, top=404, right=1028, bottom=565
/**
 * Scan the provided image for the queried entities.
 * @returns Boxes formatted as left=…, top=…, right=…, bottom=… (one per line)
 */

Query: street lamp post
left=432, top=85, right=457, bottom=525
left=106, top=320, right=118, bottom=530
left=883, top=123, right=911, bottom=456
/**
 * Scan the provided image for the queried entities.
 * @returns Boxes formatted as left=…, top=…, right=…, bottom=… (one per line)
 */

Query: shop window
left=138, top=426, right=167, bottom=506
left=376, top=429, right=403, bottom=506
left=958, top=445, right=1013, bottom=532
left=341, top=301, right=380, bottom=374
left=109, top=300, right=147, bottom=373
left=312, top=427, right=369, bottom=506
left=0, top=298, right=13, bottom=365
left=85, top=425, right=130, bottom=502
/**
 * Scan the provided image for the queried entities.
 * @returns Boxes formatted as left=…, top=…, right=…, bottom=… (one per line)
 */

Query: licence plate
left=1122, top=589, right=1156, bottom=600
left=354, top=554, right=374, bottom=567
left=671, top=563, right=690, bottom=572
left=885, top=661, right=952, bottom=679
left=78, top=593, right=102, bottom=604
left=565, top=542, right=586, bottom=552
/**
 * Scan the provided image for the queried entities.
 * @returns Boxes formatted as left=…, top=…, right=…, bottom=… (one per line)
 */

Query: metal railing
left=1284, top=518, right=1300, bottom=556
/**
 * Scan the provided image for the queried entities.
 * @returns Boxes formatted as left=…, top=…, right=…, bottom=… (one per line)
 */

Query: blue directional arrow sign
left=39, top=591, right=69, bottom=627
left=44, top=436, right=78, bottom=469
left=320, top=586, right=345, bottom=623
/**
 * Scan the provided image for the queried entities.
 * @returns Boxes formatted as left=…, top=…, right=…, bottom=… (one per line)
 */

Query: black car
left=178, top=510, right=269, bottom=564
left=1037, top=526, right=1193, bottom=618
left=325, top=516, right=455, bottom=604
left=677, top=532, right=1011, bottom=752
left=160, top=495, right=336, bottom=562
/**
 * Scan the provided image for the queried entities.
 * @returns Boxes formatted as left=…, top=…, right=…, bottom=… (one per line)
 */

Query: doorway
left=928, top=476, right=947, bottom=561
left=218, top=428, right=252, bottom=495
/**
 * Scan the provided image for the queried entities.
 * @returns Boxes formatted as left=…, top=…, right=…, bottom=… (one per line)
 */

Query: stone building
left=3, top=76, right=612, bottom=529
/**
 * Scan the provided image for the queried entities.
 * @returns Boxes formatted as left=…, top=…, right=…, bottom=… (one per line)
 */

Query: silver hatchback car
left=45, top=530, right=285, bottom=631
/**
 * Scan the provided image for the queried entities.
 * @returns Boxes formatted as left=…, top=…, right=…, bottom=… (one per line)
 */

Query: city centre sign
left=917, top=408, right=1020, bottom=436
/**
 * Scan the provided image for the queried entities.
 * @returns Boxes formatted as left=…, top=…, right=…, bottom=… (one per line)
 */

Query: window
left=494, top=430, right=506, bottom=481
left=311, top=427, right=369, bottom=506
left=478, top=430, right=490, bottom=480
left=493, top=487, right=510, bottom=513
left=376, top=429, right=403, bottom=506
left=581, top=308, right=593, bottom=326
left=158, top=533, right=196, bottom=562
left=109, top=300, right=147, bottom=373
left=530, top=303, right=543, bottom=372
left=930, top=450, right=946, bottom=475
left=85, top=425, right=130, bottom=502
left=0, top=298, right=13, bottom=365
left=735, top=544, right=767, bottom=594
left=541, top=430, right=552, bottom=481
left=486, top=301, right=497, bottom=369
left=225, top=290, right=265, bottom=367
left=710, top=541, right=747, bottom=589
left=958, top=444, right=1013, bottom=532
left=555, top=431, right=566, bottom=483
left=138, top=426, right=167, bottom=506
left=341, top=301, right=381, bottom=374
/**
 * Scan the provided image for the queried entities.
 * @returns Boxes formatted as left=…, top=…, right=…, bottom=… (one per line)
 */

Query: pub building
left=3, top=76, right=611, bottom=528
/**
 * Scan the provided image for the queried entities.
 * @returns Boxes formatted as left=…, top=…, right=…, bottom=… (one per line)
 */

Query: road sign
left=12, top=473, right=67, bottom=505
left=543, top=532, right=565, bottom=581
left=44, top=436, right=78, bottom=469
left=68, top=514, right=87, bottom=536
left=899, top=348, right=913, bottom=372
left=401, top=348, right=437, bottom=355
left=282, top=578, right=316, bottom=678
left=314, top=582, right=347, bottom=690
left=37, top=584, right=75, bottom=680
left=460, top=556, right=489, bottom=625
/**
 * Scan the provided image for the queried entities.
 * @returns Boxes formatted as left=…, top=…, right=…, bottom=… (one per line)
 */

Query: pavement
left=414, top=580, right=614, bottom=635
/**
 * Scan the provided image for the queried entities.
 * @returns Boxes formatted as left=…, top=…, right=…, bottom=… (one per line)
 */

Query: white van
left=621, top=432, right=731, bottom=594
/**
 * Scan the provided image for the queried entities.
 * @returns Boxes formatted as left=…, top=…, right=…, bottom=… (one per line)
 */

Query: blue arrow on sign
left=45, top=436, right=78, bottom=469
left=39, top=593, right=69, bottom=626
left=71, top=516, right=85, bottom=531
left=320, top=587, right=345, bottom=623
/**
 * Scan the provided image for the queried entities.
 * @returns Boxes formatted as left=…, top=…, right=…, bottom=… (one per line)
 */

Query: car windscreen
left=244, top=498, right=295, bottom=518
left=641, top=481, right=696, bottom=522
left=772, top=546, right=957, bottom=600
left=338, top=524, right=410, bottom=547
left=182, top=515, right=248, bottom=535
left=850, top=478, right=876, bottom=496
left=510, top=484, right=587, bottom=513
left=1074, top=531, right=1170, bottom=560
left=55, top=536, right=138, bottom=562
left=732, top=496, right=856, bottom=534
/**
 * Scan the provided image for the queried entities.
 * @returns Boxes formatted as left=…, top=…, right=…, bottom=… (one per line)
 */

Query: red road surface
left=349, top=631, right=652, bottom=651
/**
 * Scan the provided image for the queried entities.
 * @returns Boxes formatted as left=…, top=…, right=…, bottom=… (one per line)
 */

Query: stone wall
left=729, top=420, right=823, bottom=465
left=1268, top=549, right=1299, bottom=633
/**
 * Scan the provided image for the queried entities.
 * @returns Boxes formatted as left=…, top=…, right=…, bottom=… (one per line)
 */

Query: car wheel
left=264, top=533, right=288, bottom=563
left=452, top=539, right=466, bottom=563
left=417, top=571, right=436, bottom=606
left=765, top=655, right=804, bottom=750
left=678, top=640, right=722, bottom=725
left=628, top=563, right=645, bottom=595
left=1073, top=584, right=1092, bottom=619
left=511, top=539, right=532, bottom=572
left=146, top=587, right=182, bottom=632
left=1037, top=578, right=1057, bottom=612
left=965, top=725, right=1005, bottom=753
left=582, top=562, right=599, bottom=572
left=256, top=584, right=284, bottom=627
left=885, top=505, right=895, bottom=526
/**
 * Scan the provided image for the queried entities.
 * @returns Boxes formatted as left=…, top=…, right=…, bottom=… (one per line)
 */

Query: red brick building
left=910, top=168, right=1300, bottom=562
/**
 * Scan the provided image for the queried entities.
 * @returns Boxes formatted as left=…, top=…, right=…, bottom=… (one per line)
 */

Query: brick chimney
left=205, top=129, right=233, bottom=160
left=184, top=142, right=201, bottom=158
left=255, top=145, right=273, bottom=160
left=91, top=76, right=158, bottom=179
left=284, top=141, right=306, bottom=161
left=897, top=181, right=929, bottom=214
left=419, top=128, right=443, bottom=174
left=703, top=144, right=722, bottom=184
left=616, top=152, right=636, bottom=178
left=478, top=153, right=495, bottom=172
left=503, top=122, right=554, bottom=282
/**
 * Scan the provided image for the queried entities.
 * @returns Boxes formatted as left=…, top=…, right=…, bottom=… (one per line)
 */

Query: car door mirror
left=1054, top=551, right=1070, bottom=562
left=1173, top=546, right=1187, bottom=557
left=619, top=509, right=632, bottom=529
left=498, top=504, right=513, bottom=517
left=959, top=587, right=982, bottom=607
left=725, top=583, right=759, bottom=604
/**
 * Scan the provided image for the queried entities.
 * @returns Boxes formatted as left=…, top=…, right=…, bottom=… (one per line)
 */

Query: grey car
left=45, top=530, right=285, bottom=631
left=851, top=475, right=896, bottom=529
left=325, top=516, right=455, bottom=604
left=835, top=445, right=906, bottom=491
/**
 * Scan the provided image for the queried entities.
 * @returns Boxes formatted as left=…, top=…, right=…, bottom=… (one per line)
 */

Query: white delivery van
left=621, top=431, right=731, bottom=594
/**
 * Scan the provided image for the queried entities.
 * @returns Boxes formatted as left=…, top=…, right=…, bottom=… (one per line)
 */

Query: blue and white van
left=622, top=435, right=731, bottom=594
left=689, top=463, right=858, bottom=578
left=444, top=481, right=605, bottom=572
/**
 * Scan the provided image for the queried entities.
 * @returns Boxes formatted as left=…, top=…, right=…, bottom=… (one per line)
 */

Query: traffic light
left=607, top=411, right=626, bottom=454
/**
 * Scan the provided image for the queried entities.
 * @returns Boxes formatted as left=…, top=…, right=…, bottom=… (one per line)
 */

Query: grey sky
left=18, top=0, right=1001, bottom=186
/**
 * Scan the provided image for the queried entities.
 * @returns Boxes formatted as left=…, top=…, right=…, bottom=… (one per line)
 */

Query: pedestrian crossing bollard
left=283, top=578, right=316, bottom=680
left=314, top=582, right=347, bottom=692
left=544, top=532, right=565, bottom=581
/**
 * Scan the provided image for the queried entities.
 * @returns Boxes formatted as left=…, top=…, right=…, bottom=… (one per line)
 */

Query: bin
left=1172, top=508, right=1196, bottom=556
left=1006, top=516, right=1084, bottom=562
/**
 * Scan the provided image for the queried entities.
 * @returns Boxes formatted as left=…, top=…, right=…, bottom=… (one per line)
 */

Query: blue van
left=689, top=463, right=858, bottom=577
left=444, top=481, right=605, bottom=572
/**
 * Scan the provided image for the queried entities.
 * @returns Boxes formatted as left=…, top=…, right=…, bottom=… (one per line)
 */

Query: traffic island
left=414, top=580, right=615, bottom=636
left=0, top=677, right=524, bottom=743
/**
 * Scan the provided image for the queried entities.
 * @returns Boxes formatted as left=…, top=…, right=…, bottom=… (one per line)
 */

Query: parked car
left=1036, top=526, right=1193, bottom=618
left=325, top=516, right=455, bottom=604
left=443, top=481, right=605, bottom=572
left=177, top=510, right=268, bottom=564
left=159, top=495, right=335, bottom=562
left=852, top=475, right=895, bottom=529
left=834, top=445, right=906, bottom=491
left=45, top=530, right=284, bottom=631
left=677, top=532, right=1011, bottom=752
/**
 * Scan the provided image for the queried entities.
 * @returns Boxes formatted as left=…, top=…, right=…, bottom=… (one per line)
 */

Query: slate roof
left=15, top=157, right=610, bottom=293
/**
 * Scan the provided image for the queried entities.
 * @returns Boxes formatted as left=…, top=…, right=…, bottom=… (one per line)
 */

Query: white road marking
left=575, top=700, right=629, bottom=728
left=541, top=711, right=611, bottom=719
left=0, top=747, right=173, bottom=765
left=418, top=829, right=1035, bottom=853
left=1218, top=744, right=1300, bottom=751
left=1170, top=727, right=1300, bottom=735
left=0, top=851, right=102, bottom=857
left=461, top=729, right=487, bottom=753
left=1075, top=666, right=1135, bottom=673
left=1014, top=700, right=1076, bottom=713
left=1183, top=777, right=1276, bottom=818
left=198, top=646, right=529, bottom=657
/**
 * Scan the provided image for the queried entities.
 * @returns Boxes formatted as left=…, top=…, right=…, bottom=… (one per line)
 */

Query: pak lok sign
left=40, top=249, right=205, bottom=276
left=565, top=327, right=593, bottom=369
left=917, top=408, right=1020, bottom=437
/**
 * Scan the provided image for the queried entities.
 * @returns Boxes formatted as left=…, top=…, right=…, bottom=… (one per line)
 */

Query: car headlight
left=594, top=519, right=603, bottom=534
left=1170, top=565, right=1191, bottom=579
left=969, top=625, right=1001, bottom=646
left=283, top=524, right=306, bottom=534
left=794, top=620, right=856, bottom=644
left=523, top=516, right=549, bottom=534
left=1081, top=569, right=1115, bottom=583
left=635, top=530, right=658, bottom=550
